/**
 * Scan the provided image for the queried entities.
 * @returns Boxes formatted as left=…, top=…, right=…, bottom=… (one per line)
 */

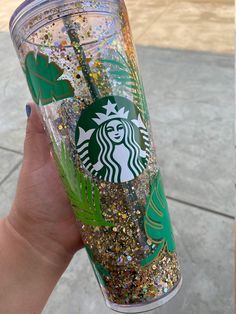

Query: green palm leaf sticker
left=25, top=52, right=74, bottom=106
left=141, top=172, right=176, bottom=267
left=53, top=140, right=114, bottom=227
left=101, top=51, right=148, bottom=120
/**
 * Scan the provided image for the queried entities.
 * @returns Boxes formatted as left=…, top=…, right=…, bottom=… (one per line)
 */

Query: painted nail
left=26, top=104, right=31, bottom=118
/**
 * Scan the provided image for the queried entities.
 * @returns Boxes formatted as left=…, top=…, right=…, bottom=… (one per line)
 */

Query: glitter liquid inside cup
left=10, top=0, right=182, bottom=312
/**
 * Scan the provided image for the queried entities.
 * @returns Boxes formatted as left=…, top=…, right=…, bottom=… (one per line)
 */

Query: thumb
left=23, top=103, right=51, bottom=171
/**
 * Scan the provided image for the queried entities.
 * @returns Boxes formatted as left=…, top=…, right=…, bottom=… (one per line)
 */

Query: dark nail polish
left=26, top=104, right=31, bottom=118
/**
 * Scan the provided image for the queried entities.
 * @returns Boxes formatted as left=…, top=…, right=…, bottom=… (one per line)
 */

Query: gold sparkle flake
left=147, top=239, right=152, bottom=246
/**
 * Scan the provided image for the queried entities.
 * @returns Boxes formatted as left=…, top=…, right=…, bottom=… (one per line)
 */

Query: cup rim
left=10, top=0, right=42, bottom=33
left=9, top=0, right=119, bottom=35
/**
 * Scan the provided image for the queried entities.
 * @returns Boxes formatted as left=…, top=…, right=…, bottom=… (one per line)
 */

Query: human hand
left=0, top=103, right=83, bottom=313
left=6, top=103, right=83, bottom=265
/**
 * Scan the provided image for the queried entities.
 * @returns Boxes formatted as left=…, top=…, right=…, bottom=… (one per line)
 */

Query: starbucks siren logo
left=75, top=96, right=150, bottom=183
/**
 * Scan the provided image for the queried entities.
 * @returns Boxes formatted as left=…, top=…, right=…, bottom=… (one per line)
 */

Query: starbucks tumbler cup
left=10, top=0, right=182, bottom=312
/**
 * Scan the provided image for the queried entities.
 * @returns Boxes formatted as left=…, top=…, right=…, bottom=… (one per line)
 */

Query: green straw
left=63, top=16, right=101, bottom=101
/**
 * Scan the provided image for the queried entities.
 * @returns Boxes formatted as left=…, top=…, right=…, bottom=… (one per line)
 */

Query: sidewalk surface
left=0, top=1, right=234, bottom=314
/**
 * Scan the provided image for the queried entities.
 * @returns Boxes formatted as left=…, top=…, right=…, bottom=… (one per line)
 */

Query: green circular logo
left=75, top=96, right=150, bottom=183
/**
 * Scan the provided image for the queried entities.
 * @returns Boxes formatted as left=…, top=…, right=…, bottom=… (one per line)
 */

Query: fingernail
left=26, top=104, right=31, bottom=118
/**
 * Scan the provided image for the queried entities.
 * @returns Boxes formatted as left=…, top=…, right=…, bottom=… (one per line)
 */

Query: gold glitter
left=89, top=72, right=98, bottom=79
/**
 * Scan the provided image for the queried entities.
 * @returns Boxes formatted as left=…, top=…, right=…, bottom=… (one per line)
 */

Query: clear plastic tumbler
left=10, top=0, right=182, bottom=312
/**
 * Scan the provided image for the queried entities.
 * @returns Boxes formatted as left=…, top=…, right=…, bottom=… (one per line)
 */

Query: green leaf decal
left=53, top=139, right=114, bottom=227
left=25, top=52, right=74, bottom=106
left=141, top=172, right=176, bottom=267
left=101, top=51, right=149, bottom=119
left=85, top=245, right=111, bottom=287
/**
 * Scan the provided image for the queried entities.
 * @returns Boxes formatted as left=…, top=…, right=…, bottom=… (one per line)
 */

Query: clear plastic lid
left=10, top=0, right=122, bottom=49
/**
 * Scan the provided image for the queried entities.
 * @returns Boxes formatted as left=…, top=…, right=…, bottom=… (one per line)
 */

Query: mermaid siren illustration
left=75, top=97, right=150, bottom=183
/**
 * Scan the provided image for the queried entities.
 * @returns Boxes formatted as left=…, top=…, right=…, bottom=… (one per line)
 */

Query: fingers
left=23, top=103, right=51, bottom=171
left=25, top=103, right=45, bottom=134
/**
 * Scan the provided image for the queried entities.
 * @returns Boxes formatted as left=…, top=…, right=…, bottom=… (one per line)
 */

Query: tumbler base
left=105, top=276, right=182, bottom=313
